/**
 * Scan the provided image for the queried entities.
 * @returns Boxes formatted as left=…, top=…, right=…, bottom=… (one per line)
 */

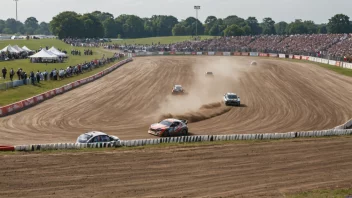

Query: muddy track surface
left=0, top=56, right=351, bottom=145
left=1, top=137, right=352, bottom=197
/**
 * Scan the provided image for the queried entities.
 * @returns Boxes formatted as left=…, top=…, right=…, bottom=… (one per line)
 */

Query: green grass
left=112, top=35, right=216, bottom=45
left=287, top=188, right=352, bottom=198
left=0, top=39, right=114, bottom=84
left=0, top=39, right=121, bottom=106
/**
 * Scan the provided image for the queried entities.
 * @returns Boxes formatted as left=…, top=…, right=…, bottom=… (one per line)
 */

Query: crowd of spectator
left=1, top=53, right=124, bottom=86
left=114, top=34, right=352, bottom=60
left=63, top=38, right=111, bottom=47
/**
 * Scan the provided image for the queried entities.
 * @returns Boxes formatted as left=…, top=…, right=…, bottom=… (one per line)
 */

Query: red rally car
left=148, top=118, right=189, bottom=137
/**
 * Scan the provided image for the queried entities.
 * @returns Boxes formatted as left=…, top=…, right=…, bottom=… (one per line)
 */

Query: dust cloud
left=155, top=57, right=247, bottom=123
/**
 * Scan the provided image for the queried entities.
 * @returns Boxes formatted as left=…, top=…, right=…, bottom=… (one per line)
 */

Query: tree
left=303, top=20, right=318, bottom=34
left=246, top=17, right=261, bottom=35
left=172, top=23, right=187, bottom=36
left=80, top=13, right=104, bottom=38
left=327, top=14, right=351, bottom=33
left=223, top=15, right=246, bottom=27
left=0, top=20, right=5, bottom=33
left=286, top=19, right=308, bottom=34
left=91, top=11, right=114, bottom=22
left=274, top=21, right=288, bottom=35
left=224, top=24, right=244, bottom=36
left=5, top=18, right=18, bottom=33
left=261, top=17, right=276, bottom=35
left=50, top=11, right=84, bottom=38
left=103, top=18, right=119, bottom=38
left=242, top=25, right=252, bottom=35
left=24, top=17, right=39, bottom=35
left=318, top=24, right=328, bottom=34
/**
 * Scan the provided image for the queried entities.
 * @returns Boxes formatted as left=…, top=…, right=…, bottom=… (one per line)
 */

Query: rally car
left=251, top=61, right=257, bottom=65
left=223, top=93, right=241, bottom=106
left=205, top=71, right=214, bottom=76
left=148, top=118, right=189, bottom=137
left=172, top=85, right=185, bottom=95
left=76, top=131, right=120, bottom=144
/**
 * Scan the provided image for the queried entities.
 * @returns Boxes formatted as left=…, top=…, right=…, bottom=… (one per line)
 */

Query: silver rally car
left=76, top=131, right=120, bottom=144
left=223, top=93, right=241, bottom=106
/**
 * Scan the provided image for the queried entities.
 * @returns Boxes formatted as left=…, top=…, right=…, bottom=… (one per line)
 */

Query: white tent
left=48, top=46, right=67, bottom=57
left=22, top=46, right=34, bottom=52
left=0, top=44, right=19, bottom=53
left=29, top=49, right=58, bottom=60
left=12, top=45, right=25, bottom=53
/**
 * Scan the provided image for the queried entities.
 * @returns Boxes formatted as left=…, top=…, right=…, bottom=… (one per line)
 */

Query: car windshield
left=160, top=120, right=172, bottom=126
left=77, top=134, right=92, bottom=143
left=228, top=94, right=237, bottom=99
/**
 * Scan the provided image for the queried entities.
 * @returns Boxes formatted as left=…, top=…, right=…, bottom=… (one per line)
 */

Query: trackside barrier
left=0, top=58, right=133, bottom=118
left=131, top=50, right=352, bottom=70
left=10, top=123, right=352, bottom=152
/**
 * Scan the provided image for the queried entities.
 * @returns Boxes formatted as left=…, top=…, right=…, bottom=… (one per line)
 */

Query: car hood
left=150, top=123, right=169, bottom=129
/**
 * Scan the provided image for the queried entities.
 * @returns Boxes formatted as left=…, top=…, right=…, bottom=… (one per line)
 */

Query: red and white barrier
left=0, top=58, right=133, bottom=117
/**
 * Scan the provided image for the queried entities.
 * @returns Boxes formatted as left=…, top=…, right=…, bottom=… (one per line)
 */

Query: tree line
left=0, top=11, right=351, bottom=38
left=0, top=17, right=50, bottom=35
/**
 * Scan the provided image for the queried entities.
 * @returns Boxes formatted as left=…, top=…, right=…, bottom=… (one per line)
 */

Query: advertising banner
left=170, top=51, right=175, bottom=55
left=335, top=61, right=341, bottom=67
left=241, top=52, right=249, bottom=56
left=321, top=59, right=329, bottom=64
left=329, top=60, right=336, bottom=66
left=216, top=52, right=222, bottom=56
left=269, top=53, right=278, bottom=57
left=259, top=53, right=268, bottom=57
left=176, top=52, right=184, bottom=55
left=146, top=52, right=153, bottom=55
left=158, top=52, right=164, bottom=55
left=197, top=52, right=203, bottom=55
left=250, top=52, right=259, bottom=56
left=279, top=54, right=286, bottom=58
left=223, top=52, right=231, bottom=56
left=192, top=52, right=196, bottom=55
left=184, top=52, right=191, bottom=55
left=294, top=55, right=301, bottom=60
left=163, top=52, right=170, bottom=55
left=208, top=52, right=215, bottom=55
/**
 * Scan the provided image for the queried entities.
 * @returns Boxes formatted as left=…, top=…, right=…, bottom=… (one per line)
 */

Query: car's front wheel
left=181, top=129, right=188, bottom=136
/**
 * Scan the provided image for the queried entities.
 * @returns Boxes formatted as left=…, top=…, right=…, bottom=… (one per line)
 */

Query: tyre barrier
left=7, top=128, right=352, bottom=152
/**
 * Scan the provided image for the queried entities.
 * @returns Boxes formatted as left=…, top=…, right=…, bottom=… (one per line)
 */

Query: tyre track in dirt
left=1, top=137, right=352, bottom=197
left=0, top=56, right=351, bottom=145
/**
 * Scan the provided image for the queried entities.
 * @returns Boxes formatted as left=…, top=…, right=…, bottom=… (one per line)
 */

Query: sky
left=0, top=0, right=351, bottom=24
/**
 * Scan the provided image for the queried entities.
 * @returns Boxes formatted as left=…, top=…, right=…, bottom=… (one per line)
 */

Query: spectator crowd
left=1, top=53, right=125, bottom=86
left=115, top=33, right=352, bottom=61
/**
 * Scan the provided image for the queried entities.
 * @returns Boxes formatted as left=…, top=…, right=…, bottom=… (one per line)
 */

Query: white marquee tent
left=48, top=46, right=67, bottom=57
left=29, top=49, right=58, bottom=60
left=0, top=44, right=19, bottom=53
left=12, top=45, right=25, bottom=53
left=22, top=46, right=34, bottom=52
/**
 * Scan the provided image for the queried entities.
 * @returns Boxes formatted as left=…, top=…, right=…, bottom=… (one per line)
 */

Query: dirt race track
left=1, top=137, right=352, bottom=197
left=0, top=56, right=351, bottom=145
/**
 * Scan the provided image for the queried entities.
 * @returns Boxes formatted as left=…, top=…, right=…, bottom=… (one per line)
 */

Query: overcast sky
left=0, top=0, right=351, bottom=24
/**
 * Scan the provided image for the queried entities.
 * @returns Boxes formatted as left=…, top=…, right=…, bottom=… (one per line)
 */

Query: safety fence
left=0, top=58, right=133, bottom=117
left=130, top=51, right=352, bottom=70
left=8, top=127, right=352, bottom=152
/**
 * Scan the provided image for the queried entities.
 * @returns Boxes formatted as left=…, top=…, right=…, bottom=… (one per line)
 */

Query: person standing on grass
left=9, top=68, right=14, bottom=81
left=36, top=71, right=40, bottom=84
left=17, top=68, right=21, bottom=80
left=30, top=71, right=35, bottom=85
left=2, top=67, right=7, bottom=80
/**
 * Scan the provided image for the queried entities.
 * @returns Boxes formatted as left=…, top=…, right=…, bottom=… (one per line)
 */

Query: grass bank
left=287, top=188, right=352, bottom=198
left=112, top=35, right=215, bottom=45
left=0, top=39, right=114, bottom=84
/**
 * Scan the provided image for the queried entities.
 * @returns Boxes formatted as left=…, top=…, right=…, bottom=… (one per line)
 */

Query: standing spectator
left=36, top=71, right=40, bottom=84
left=2, top=67, right=7, bottom=80
left=30, top=71, right=35, bottom=85
left=17, top=68, right=22, bottom=80
left=22, top=72, right=27, bottom=85
left=43, top=70, right=48, bottom=81
left=9, top=68, right=14, bottom=81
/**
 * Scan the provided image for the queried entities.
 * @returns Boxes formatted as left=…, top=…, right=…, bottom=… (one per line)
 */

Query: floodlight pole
left=14, top=0, right=19, bottom=21
left=194, top=6, right=200, bottom=38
